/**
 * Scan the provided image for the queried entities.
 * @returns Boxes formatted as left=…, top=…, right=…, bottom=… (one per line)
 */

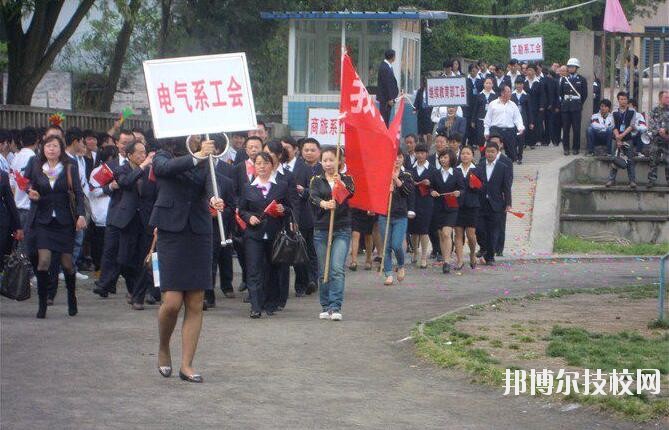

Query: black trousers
left=294, top=226, right=317, bottom=293
left=496, top=212, right=507, bottom=254
left=232, top=235, right=247, bottom=286
left=549, top=109, right=562, bottom=145
left=380, top=103, right=392, bottom=127
left=491, top=126, right=518, bottom=162
left=244, top=237, right=282, bottom=314
left=0, top=224, right=12, bottom=272
left=89, top=225, right=105, bottom=271
left=561, top=110, right=582, bottom=152
left=527, top=112, right=543, bottom=147
left=212, top=223, right=233, bottom=293
left=479, top=203, right=503, bottom=262
left=98, top=224, right=132, bottom=293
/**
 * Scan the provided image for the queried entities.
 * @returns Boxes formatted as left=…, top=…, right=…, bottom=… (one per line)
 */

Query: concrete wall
left=2, top=71, right=72, bottom=110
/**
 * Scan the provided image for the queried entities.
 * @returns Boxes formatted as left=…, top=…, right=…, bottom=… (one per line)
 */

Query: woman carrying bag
left=310, top=147, right=354, bottom=321
left=25, top=135, right=87, bottom=319
left=237, top=152, right=291, bottom=318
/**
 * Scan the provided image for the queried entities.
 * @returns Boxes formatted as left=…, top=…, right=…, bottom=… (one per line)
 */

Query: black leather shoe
left=442, top=262, right=451, bottom=274
left=563, top=151, right=569, bottom=156
left=179, top=371, right=203, bottom=383
left=295, top=291, right=306, bottom=298
left=249, top=311, right=261, bottom=319
left=238, top=282, right=247, bottom=292
left=93, top=285, right=108, bottom=298
left=306, top=281, right=317, bottom=295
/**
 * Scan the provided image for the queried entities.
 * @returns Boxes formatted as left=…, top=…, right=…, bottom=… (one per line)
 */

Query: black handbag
left=611, top=146, right=629, bottom=169
left=271, top=216, right=309, bottom=265
left=1, top=244, right=32, bottom=301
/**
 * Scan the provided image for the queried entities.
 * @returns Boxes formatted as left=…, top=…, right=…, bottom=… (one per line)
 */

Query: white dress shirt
left=485, top=158, right=497, bottom=181
left=10, top=147, right=36, bottom=210
left=440, top=166, right=453, bottom=182
left=483, top=98, right=526, bottom=136
left=0, top=153, right=9, bottom=173
left=416, top=160, right=429, bottom=176
left=283, top=157, right=297, bottom=173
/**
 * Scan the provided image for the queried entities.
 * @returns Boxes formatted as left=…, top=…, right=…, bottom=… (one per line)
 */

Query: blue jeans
left=586, top=126, right=612, bottom=154
left=378, top=216, right=407, bottom=276
left=314, top=228, right=351, bottom=312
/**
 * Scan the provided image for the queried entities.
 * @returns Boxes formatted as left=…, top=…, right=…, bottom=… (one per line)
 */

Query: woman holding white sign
left=151, top=137, right=224, bottom=383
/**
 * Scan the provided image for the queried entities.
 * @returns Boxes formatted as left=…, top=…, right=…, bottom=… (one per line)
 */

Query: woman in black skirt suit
left=454, top=146, right=482, bottom=270
left=429, top=148, right=465, bottom=274
left=408, top=143, right=434, bottom=268
left=150, top=137, right=224, bottom=383
left=413, top=75, right=433, bottom=146
left=349, top=208, right=376, bottom=271
left=238, top=152, right=291, bottom=318
left=25, top=135, right=87, bottom=318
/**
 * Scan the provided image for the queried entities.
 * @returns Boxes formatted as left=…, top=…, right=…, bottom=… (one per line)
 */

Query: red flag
left=245, top=159, right=255, bottom=178
left=417, top=183, right=430, bottom=197
left=340, top=53, right=398, bottom=215
left=148, top=166, right=156, bottom=182
left=92, top=163, right=114, bottom=186
left=445, top=194, right=459, bottom=208
left=332, top=179, right=351, bottom=205
left=13, top=171, right=30, bottom=191
left=469, top=173, right=483, bottom=189
left=235, top=209, right=247, bottom=231
left=263, top=199, right=282, bottom=218
left=388, top=97, right=405, bottom=148
left=209, top=206, right=218, bottom=218
left=507, top=210, right=525, bottom=219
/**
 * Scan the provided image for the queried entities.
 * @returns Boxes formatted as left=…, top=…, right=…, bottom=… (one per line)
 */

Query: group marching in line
left=1, top=53, right=668, bottom=383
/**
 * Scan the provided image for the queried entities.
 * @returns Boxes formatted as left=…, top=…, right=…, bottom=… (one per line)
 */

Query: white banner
left=143, top=53, right=257, bottom=138
left=509, top=37, right=544, bottom=62
left=307, top=108, right=345, bottom=146
left=426, top=77, right=467, bottom=107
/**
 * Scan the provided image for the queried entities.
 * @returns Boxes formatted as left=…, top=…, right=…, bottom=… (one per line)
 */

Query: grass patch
left=414, top=285, right=668, bottom=421
left=554, top=235, right=668, bottom=256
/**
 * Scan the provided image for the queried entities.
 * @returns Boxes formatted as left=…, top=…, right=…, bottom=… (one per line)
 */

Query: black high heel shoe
left=158, top=366, right=172, bottom=377
left=179, top=371, right=203, bottom=383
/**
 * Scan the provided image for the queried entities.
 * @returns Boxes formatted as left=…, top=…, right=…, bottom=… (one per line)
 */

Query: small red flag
left=332, top=179, right=351, bottom=205
left=92, top=163, right=114, bottom=186
left=469, top=173, right=483, bottom=189
left=444, top=194, right=459, bottom=208
left=235, top=209, right=247, bottom=230
left=417, top=183, right=430, bottom=197
left=13, top=171, right=30, bottom=191
left=245, top=160, right=255, bottom=178
left=148, top=166, right=156, bottom=182
left=507, top=210, right=525, bottom=218
left=209, top=206, right=218, bottom=218
left=263, top=199, right=283, bottom=218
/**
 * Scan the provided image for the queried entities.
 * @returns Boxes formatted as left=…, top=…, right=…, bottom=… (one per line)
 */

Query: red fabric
left=92, top=163, right=114, bottom=186
left=340, top=53, right=399, bottom=215
left=332, top=179, right=351, bottom=205
left=148, top=166, right=156, bottom=182
left=508, top=210, right=525, bottom=219
left=263, top=199, right=283, bottom=218
left=245, top=160, right=255, bottom=178
left=479, top=145, right=486, bottom=154
left=417, top=183, right=430, bottom=197
left=444, top=194, right=459, bottom=208
left=469, top=173, right=483, bottom=189
left=13, top=171, right=30, bottom=191
left=209, top=206, right=218, bottom=218
left=235, top=209, right=247, bottom=231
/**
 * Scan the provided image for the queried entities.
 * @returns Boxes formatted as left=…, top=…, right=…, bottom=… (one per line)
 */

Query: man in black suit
left=477, top=140, right=512, bottom=265
left=93, top=129, right=134, bottom=297
left=524, top=64, right=546, bottom=151
left=377, top=49, right=399, bottom=127
left=465, top=63, right=482, bottom=146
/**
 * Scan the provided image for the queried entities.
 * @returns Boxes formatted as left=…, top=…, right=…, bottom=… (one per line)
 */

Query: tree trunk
left=158, top=0, right=173, bottom=57
left=98, top=0, right=142, bottom=112
left=2, top=0, right=95, bottom=105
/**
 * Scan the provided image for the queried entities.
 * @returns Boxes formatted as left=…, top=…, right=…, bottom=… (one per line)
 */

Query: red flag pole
left=323, top=25, right=347, bottom=284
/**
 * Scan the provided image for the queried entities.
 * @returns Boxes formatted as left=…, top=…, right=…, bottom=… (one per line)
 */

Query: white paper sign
left=509, top=37, right=544, bottom=62
left=426, top=77, right=467, bottom=107
left=307, top=108, right=345, bottom=146
left=143, top=53, right=257, bottom=138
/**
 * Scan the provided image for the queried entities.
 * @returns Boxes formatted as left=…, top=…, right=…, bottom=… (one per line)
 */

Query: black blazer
left=429, top=167, right=465, bottom=213
left=292, top=158, right=323, bottom=230
left=309, top=174, right=355, bottom=231
left=213, top=169, right=236, bottom=231
left=275, top=168, right=302, bottom=227
left=139, top=168, right=157, bottom=228
left=524, top=79, right=546, bottom=126
left=149, top=150, right=213, bottom=235
left=613, top=109, right=636, bottom=141
left=109, top=163, right=145, bottom=229
left=233, top=149, right=248, bottom=166
left=465, top=76, right=483, bottom=116
left=377, top=61, right=398, bottom=104
left=472, top=92, right=498, bottom=121
left=238, top=179, right=291, bottom=241
left=477, top=158, right=512, bottom=212
left=0, top=170, right=20, bottom=230
left=103, top=156, right=124, bottom=224
left=25, top=159, right=86, bottom=226
left=232, top=160, right=254, bottom=196
left=456, top=165, right=482, bottom=209
left=511, top=92, right=529, bottom=127
left=215, top=159, right=235, bottom=180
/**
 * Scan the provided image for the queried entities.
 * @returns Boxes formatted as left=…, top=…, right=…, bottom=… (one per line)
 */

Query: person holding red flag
left=454, top=146, right=483, bottom=270
left=310, top=147, right=354, bottom=321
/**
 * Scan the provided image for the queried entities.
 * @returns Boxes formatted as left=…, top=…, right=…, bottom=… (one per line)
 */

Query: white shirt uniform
left=590, top=112, right=614, bottom=132
left=10, top=147, right=36, bottom=210
left=483, top=98, right=526, bottom=136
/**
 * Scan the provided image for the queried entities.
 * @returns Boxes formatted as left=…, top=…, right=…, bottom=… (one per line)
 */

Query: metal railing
left=0, top=104, right=152, bottom=131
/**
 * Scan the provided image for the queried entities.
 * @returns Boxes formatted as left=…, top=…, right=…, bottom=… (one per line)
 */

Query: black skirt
left=351, top=209, right=376, bottom=234
left=432, top=210, right=458, bottom=229
left=34, top=219, right=75, bottom=254
left=156, top=226, right=212, bottom=292
left=456, top=207, right=480, bottom=228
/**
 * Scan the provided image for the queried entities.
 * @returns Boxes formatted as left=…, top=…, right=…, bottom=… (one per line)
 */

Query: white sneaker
left=58, top=273, right=65, bottom=281
left=75, top=272, right=89, bottom=280
left=319, top=311, right=331, bottom=320
left=330, top=312, right=342, bottom=321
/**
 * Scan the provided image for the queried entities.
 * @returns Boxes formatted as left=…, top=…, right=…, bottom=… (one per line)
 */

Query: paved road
left=1, top=258, right=665, bottom=429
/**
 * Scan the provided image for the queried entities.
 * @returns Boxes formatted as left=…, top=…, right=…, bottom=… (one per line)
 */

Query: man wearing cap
left=559, top=58, right=588, bottom=155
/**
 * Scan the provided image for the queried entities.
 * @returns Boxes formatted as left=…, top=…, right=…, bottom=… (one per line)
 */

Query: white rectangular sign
left=509, top=36, right=544, bottom=62
left=143, top=53, right=257, bottom=138
left=307, top=108, right=345, bottom=146
left=426, top=77, right=467, bottom=107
